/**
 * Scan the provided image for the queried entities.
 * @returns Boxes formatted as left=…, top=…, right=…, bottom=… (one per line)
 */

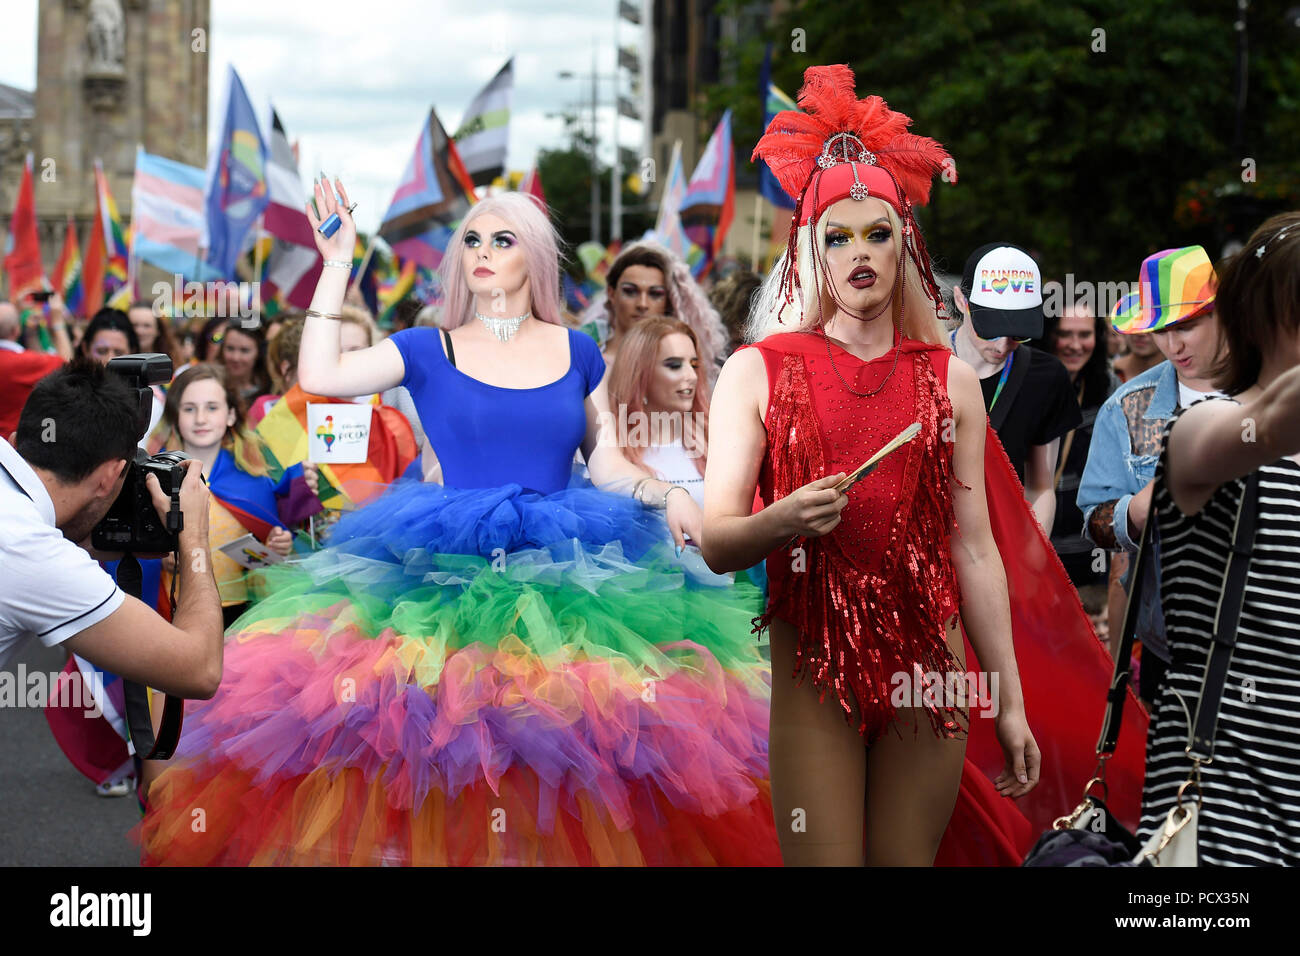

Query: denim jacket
left=1078, top=361, right=1179, bottom=552
left=1076, top=361, right=1179, bottom=662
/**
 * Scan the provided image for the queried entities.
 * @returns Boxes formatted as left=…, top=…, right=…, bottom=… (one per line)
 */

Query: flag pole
left=250, top=213, right=266, bottom=323
left=125, top=143, right=142, bottom=304
left=751, top=194, right=763, bottom=272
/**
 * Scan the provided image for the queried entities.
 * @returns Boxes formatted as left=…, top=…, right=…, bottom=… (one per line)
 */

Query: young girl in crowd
left=161, top=364, right=311, bottom=626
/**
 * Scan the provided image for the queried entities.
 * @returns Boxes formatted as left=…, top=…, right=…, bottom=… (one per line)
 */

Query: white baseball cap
left=960, top=243, right=1044, bottom=340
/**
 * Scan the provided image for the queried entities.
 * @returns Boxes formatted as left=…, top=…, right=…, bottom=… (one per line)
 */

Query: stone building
left=1, top=0, right=209, bottom=283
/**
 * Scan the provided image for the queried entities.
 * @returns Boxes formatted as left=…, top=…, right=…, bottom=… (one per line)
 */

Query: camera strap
left=115, top=553, right=185, bottom=760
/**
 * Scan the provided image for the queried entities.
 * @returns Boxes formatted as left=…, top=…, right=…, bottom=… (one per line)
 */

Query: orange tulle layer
left=136, top=763, right=781, bottom=866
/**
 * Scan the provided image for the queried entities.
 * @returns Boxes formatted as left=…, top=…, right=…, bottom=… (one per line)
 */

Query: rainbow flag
left=377, top=256, right=417, bottom=326
left=3, top=153, right=46, bottom=300
left=255, top=386, right=419, bottom=512
left=204, top=65, right=269, bottom=279
left=83, top=159, right=130, bottom=315
left=51, top=216, right=84, bottom=317
left=97, top=160, right=130, bottom=305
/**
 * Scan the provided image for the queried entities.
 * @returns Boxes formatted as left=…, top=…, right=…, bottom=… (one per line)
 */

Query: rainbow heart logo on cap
left=991, top=276, right=1009, bottom=293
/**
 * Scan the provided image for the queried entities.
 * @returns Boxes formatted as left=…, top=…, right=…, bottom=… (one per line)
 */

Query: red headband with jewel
left=752, top=65, right=955, bottom=321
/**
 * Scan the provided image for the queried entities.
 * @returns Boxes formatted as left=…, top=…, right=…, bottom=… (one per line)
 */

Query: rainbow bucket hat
left=1112, top=246, right=1216, bottom=334
left=1109, top=291, right=1142, bottom=331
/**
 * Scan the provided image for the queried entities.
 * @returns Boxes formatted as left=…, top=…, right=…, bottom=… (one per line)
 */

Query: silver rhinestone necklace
left=474, top=311, right=530, bottom=342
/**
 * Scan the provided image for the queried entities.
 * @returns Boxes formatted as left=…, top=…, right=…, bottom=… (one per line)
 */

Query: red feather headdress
left=753, top=65, right=955, bottom=325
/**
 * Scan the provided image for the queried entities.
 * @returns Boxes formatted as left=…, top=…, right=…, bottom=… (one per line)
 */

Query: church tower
left=24, top=0, right=210, bottom=268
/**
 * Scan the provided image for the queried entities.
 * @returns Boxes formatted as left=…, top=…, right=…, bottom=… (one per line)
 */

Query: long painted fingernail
left=675, top=545, right=683, bottom=557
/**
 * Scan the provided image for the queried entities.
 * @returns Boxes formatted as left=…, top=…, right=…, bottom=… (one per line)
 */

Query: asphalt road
left=0, top=638, right=141, bottom=866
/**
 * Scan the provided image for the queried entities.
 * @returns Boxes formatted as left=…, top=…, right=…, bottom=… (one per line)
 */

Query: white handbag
left=1133, top=786, right=1198, bottom=866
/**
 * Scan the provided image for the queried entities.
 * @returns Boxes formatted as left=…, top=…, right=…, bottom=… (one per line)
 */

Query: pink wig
left=437, top=193, right=564, bottom=329
left=607, top=317, right=710, bottom=475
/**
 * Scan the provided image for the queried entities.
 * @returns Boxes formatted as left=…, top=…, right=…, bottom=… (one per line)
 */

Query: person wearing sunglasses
left=950, top=243, right=1081, bottom=535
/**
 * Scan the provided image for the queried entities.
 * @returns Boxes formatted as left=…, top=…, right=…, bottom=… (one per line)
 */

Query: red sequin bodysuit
left=750, top=331, right=965, bottom=742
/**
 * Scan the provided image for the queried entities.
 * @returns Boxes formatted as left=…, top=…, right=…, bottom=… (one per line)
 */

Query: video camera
left=90, top=354, right=189, bottom=554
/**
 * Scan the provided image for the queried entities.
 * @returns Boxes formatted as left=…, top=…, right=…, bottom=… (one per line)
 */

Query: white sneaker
left=95, top=777, right=134, bottom=798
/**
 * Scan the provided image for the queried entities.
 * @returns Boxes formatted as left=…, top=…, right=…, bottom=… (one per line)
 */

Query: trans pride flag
left=650, top=141, right=705, bottom=276
left=132, top=148, right=224, bottom=281
left=679, top=110, right=735, bottom=276
left=204, top=65, right=269, bottom=279
left=379, top=107, right=476, bottom=271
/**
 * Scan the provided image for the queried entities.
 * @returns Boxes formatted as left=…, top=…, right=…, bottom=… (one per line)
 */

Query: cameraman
left=0, top=360, right=223, bottom=698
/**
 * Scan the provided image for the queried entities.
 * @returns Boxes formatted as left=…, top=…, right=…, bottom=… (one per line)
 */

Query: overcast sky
left=1, top=0, right=646, bottom=233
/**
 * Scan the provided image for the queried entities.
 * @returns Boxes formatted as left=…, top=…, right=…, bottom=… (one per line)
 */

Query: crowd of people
left=2, top=64, right=1298, bottom=868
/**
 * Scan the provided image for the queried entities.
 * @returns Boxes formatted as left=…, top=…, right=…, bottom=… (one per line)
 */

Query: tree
left=536, top=113, right=656, bottom=275
left=709, top=0, right=1300, bottom=282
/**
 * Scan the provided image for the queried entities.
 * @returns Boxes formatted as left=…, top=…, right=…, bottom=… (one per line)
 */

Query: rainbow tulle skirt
left=137, top=481, right=780, bottom=865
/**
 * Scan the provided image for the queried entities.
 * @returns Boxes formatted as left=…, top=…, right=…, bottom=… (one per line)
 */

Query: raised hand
left=305, top=175, right=356, bottom=262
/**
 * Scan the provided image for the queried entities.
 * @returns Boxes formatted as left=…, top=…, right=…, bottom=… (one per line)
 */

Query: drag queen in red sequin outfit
left=702, top=66, right=1041, bottom=865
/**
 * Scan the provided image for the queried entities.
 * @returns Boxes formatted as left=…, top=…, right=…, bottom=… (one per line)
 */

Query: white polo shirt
left=0, top=439, right=124, bottom=669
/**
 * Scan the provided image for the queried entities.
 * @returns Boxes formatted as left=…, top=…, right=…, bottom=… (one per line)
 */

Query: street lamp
left=558, top=60, right=604, bottom=245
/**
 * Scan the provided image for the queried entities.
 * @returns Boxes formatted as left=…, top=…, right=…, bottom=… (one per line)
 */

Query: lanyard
left=951, top=330, right=1014, bottom=410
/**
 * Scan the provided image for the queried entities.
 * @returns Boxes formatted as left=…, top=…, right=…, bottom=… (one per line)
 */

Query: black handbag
left=1023, top=472, right=1261, bottom=867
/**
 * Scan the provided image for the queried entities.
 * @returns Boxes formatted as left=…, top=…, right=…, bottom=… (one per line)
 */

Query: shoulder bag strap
left=1188, top=471, right=1262, bottom=761
left=1096, top=484, right=1155, bottom=756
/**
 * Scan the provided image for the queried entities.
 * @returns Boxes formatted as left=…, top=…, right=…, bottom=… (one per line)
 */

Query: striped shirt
left=1141, top=408, right=1300, bottom=865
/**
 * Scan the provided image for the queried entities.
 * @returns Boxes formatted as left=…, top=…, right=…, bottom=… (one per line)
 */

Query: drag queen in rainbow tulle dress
left=136, top=186, right=778, bottom=865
